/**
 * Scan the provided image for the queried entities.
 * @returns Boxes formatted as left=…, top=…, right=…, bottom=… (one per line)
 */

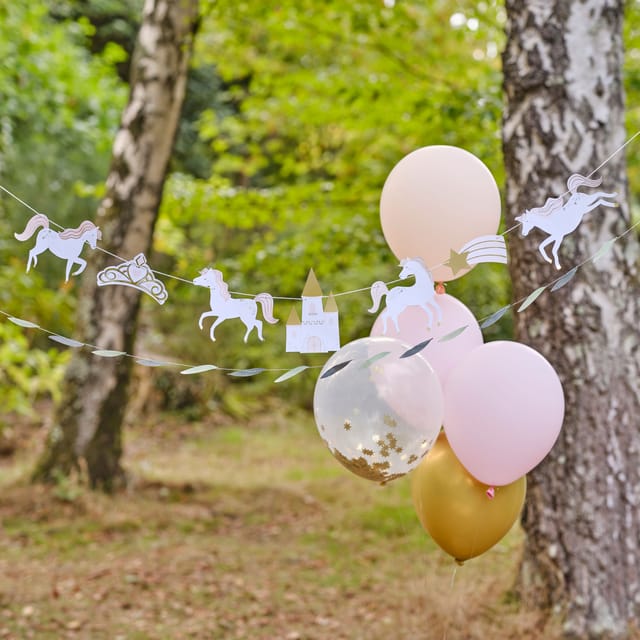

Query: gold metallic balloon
left=411, top=432, right=526, bottom=563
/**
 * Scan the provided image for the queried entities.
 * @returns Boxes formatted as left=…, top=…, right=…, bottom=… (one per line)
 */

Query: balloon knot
left=435, top=282, right=446, bottom=295
left=486, top=487, right=496, bottom=499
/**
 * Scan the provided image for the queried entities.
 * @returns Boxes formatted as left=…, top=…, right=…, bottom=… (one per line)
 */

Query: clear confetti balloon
left=313, top=337, right=444, bottom=483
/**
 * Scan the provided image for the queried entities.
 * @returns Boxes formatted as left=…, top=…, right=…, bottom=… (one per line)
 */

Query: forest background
left=1, top=1, right=640, bottom=637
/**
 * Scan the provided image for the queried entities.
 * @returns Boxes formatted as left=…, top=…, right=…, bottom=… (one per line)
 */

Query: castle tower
left=301, top=268, right=323, bottom=319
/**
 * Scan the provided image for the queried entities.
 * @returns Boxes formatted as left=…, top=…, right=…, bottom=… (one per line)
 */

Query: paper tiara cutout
left=97, top=253, right=168, bottom=304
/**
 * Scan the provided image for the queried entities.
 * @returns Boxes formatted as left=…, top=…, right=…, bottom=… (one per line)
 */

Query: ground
left=0, top=401, right=560, bottom=639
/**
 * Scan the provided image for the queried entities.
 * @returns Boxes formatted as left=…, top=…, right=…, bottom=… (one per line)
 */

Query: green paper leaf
left=48, top=334, right=84, bottom=348
left=228, top=368, right=265, bottom=377
left=551, top=267, right=578, bottom=292
left=591, top=238, right=616, bottom=262
left=92, top=349, right=126, bottom=358
left=320, top=360, right=351, bottom=379
left=438, top=325, right=468, bottom=342
left=360, top=351, right=391, bottom=369
left=180, top=364, right=218, bottom=375
left=517, top=286, right=547, bottom=313
left=400, top=339, right=433, bottom=358
left=274, top=366, right=309, bottom=383
left=8, top=316, right=40, bottom=329
left=480, top=306, right=510, bottom=329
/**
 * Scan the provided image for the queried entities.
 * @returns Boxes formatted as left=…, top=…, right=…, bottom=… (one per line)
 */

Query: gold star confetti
left=383, top=415, right=397, bottom=428
left=343, top=420, right=352, bottom=431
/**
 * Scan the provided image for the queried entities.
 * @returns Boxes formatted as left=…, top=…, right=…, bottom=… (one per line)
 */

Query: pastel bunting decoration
left=97, top=253, right=168, bottom=304
left=14, top=213, right=101, bottom=281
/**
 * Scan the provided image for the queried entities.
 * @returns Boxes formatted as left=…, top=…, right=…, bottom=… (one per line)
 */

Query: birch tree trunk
left=502, top=1, right=640, bottom=637
left=33, top=0, right=199, bottom=491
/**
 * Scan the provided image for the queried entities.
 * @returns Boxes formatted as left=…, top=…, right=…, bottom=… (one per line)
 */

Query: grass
left=0, top=402, right=559, bottom=639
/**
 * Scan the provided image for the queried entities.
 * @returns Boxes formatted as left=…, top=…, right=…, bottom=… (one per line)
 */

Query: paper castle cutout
left=286, top=269, right=340, bottom=353
left=368, top=258, right=442, bottom=333
left=446, top=235, right=508, bottom=275
left=14, top=213, right=102, bottom=281
left=97, top=253, right=168, bottom=304
left=516, top=174, right=617, bottom=269
left=194, top=267, right=278, bottom=343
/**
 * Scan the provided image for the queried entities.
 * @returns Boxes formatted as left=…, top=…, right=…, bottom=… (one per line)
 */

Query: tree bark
left=33, top=0, right=199, bottom=491
left=502, top=1, right=640, bottom=637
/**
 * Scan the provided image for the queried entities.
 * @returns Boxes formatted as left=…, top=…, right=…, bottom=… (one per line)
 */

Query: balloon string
left=443, top=564, right=457, bottom=640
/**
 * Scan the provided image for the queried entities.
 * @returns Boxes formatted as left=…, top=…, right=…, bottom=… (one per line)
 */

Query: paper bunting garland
left=285, top=269, right=340, bottom=353
left=447, top=235, right=508, bottom=275
left=516, top=174, right=617, bottom=269
left=97, top=253, right=168, bottom=304
left=14, top=213, right=101, bottom=281
left=368, top=258, right=442, bottom=333
left=193, top=268, right=278, bottom=343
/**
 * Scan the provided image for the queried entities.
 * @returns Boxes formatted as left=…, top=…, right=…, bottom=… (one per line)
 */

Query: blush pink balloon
left=443, top=341, right=565, bottom=486
left=380, top=146, right=501, bottom=282
left=370, top=293, right=483, bottom=388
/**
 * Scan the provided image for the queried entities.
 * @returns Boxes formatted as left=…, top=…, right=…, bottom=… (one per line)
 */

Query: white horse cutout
left=193, top=268, right=278, bottom=343
left=516, top=174, right=617, bottom=269
left=14, top=213, right=102, bottom=281
left=368, top=258, right=442, bottom=333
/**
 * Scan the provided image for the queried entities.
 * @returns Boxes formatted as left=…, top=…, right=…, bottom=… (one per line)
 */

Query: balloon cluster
left=313, top=146, right=565, bottom=563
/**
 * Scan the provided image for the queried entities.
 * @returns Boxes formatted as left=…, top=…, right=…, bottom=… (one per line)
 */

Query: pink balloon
left=380, top=146, right=501, bottom=282
left=370, top=293, right=483, bottom=388
left=443, top=341, right=565, bottom=486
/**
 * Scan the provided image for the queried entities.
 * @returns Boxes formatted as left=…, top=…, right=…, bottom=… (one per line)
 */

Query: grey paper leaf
left=591, top=238, right=616, bottom=263
left=8, top=316, right=40, bottom=329
left=400, top=339, right=433, bottom=359
left=180, top=364, right=218, bottom=375
left=517, top=286, right=546, bottom=313
left=360, top=351, right=391, bottom=369
left=228, top=368, right=266, bottom=378
left=480, top=306, right=510, bottom=330
left=320, top=360, right=351, bottom=379
left=92, top=349, right=126, bottom=358
left=438, top=325, right=468, bottom=342
left=48, top=334, right=84, bottom=348
left=135, top=358, right=171, bottom=367
left=274, top=366, right=310, bottom=383
left=550, top=267, right=578, bottom=292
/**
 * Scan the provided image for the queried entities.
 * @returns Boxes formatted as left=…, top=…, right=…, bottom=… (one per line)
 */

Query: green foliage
left=0, top=322, right=70, bottom=416
left=150, top=0, right=510, bottom=404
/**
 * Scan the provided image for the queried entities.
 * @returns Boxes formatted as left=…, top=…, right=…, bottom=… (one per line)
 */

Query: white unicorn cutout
left=368, top=258, right=442, bottom=333
left=14, top=213, right=102, bottom=281
left=193, top=268, right=278, bottom=343
left=516, top=174, right=617, bottom=269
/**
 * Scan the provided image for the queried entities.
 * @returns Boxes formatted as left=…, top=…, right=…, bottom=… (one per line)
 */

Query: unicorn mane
left=59, top=220, right=98, bottom=239
left=211, top=269, right=231, bottom=300
left=526, top=196, right=564, bottom=218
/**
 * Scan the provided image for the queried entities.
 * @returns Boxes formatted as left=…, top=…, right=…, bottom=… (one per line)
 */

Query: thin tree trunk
left=33, top=0, right=199, bottom=491
left=502, top=1, right=640, bottom=637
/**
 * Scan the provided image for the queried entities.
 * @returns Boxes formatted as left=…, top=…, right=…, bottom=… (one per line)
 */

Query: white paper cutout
left=285, top=269, right=340, bottom=353
left=14, top=213, right=101, bottom=281
left=97, top=253, right=168, bottom=304
left=516, top=174, right=617, bottom=269
left=368, top=258, right=442, bottom=333
left=457, top=235, right=508, bottom=267
left=193, top=268, right=278, bottom=343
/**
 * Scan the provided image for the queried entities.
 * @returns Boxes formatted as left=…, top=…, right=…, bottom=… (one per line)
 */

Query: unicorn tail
left=567, top=173, right=603, bottom=193
left=14, top=213, right=49, bottom=242
left=255, top=293, right=278, bottom=324
left=368, top=281, right=388, bottom=314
